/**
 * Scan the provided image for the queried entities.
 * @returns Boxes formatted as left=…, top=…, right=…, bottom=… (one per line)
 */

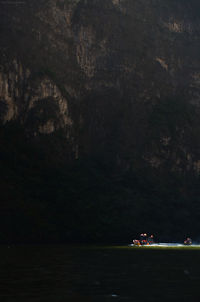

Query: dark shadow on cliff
left=0, top=122, right=200, bottom=244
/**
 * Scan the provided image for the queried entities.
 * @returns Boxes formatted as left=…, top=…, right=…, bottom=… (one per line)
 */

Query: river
left=1, top=245, right=200, bottom=301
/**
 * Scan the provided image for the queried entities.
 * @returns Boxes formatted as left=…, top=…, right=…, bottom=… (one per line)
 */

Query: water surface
left=1, top=245, right=200, bottom=301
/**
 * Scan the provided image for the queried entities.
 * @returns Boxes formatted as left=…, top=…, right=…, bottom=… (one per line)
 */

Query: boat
left=131, top=234, right=194, bottom=248
left=132, top=233, right=154, bottom=246
left=184, top=238, right=192, bottom=245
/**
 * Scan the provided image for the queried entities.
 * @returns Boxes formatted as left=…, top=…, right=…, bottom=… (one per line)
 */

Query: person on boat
left=147, top=234, right=154, bottom=244
left=184, top=238, right=192, bottom=245
left=140, top=233, right=148, bottom=245
left=133, top=239, right=140, bottom=246
left=139, top=233, right=143, bottom=244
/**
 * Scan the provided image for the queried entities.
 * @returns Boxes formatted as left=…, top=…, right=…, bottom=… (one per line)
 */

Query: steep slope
left=1, top=0, right=200, bottom=170
left=1, top=0, right=200, bottom=242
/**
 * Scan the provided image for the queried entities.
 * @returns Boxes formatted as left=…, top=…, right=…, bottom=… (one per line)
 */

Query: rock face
left=1, top=0, right=200, bottom=173
left=0, top=60, right=72, bottom=130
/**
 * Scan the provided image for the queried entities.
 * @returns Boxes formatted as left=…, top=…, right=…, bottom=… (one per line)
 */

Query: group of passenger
left=184, top=237, right=192, bottom=245
left=133, top=233, right=193, bottom=246
left=133, top=233, right=154, bottom=246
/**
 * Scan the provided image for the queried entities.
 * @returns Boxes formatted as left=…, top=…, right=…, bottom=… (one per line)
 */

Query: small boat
left=133, top=233, right=154, bottom=246
left=184, top=238, right=192, bottom=245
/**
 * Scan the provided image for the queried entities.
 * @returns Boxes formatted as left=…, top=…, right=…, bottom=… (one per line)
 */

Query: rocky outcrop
left=1, top=0, right=200, bottom=172
left=0, top=59, right=72, bottom=136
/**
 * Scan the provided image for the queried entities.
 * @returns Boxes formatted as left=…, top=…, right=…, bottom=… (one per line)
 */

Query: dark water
left=1, top=245, right=200, bottom=302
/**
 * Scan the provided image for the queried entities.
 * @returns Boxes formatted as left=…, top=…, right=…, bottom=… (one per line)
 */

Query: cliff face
left=1, top=0, right=200, bottom=172
left=2, top=0, right=200, bottom=242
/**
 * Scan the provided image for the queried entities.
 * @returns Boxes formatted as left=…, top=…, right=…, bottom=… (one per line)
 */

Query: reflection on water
left=1, top=245, right=200, bottom=301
